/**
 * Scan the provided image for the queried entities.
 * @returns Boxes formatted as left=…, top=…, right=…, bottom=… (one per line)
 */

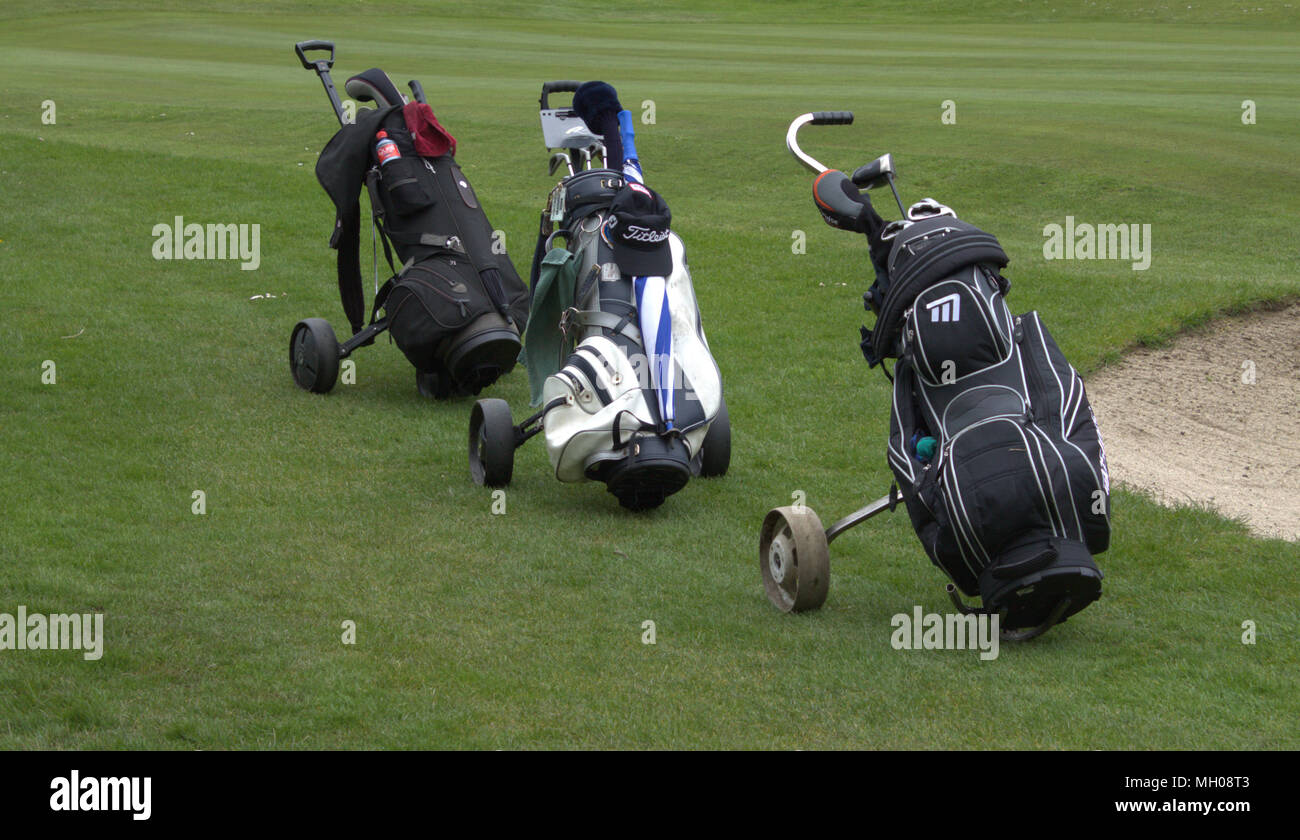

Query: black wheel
left=759, top=505, right=830, bottom=613
left=698, top=397, right=730, bottom=478
left=289, top=318, right=340, bottom=393
left=468, top=398, right=515, bottom=486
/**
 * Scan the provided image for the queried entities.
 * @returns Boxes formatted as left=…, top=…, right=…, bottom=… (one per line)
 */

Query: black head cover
left=572, top=81, right=621, bottom=126
left=346, top=68, right=406, bottom=109
left=572, top=80, right=624, bottom=166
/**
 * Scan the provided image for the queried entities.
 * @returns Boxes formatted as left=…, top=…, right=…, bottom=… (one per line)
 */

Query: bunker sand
left=1088, top=303, right=1300, bottom=541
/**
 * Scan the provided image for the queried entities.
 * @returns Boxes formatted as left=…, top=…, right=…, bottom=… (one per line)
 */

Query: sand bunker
left=1086, top=303, right=1300, bottom=541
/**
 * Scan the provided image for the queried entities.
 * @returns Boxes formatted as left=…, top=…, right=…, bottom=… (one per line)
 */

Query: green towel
left=522, top=247, right=579, bottom=405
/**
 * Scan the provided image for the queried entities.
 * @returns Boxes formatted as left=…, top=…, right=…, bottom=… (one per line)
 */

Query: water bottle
left=375, top=131, right=400, bottom=167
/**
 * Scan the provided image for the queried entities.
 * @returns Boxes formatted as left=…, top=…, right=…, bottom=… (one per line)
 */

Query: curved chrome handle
left=786, top=113, right=825, bottom=174
left=785, top=111, right=854, bottom=174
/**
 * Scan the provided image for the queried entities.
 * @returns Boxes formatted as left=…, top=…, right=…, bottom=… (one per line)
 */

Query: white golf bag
left=539, top=197, right=727, bottom=507
left=467, top=81, right=729, bottom=510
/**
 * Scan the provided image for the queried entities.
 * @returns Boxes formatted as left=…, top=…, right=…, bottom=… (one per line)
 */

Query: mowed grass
left=0, top=0, right=1297, bottom=749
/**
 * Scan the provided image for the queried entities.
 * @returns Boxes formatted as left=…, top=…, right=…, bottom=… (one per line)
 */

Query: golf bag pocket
left=926, top=420, right=1046, bottom=592
left=541, top=336, right=657, bottom=483
left=379, top=154, right=436, bottom=216
left=385, top=255, right=491, bottom=369
left=905, top=267, right=1012, bottom=385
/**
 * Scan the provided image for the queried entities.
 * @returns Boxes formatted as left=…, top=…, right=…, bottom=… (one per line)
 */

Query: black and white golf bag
left=863, top=211, right=1111, bottom=630
left=528, top=169, right=727, bottom=509
left=312, top=68, right=528, bottom=397
left=468, top=80, right=727, bottom=510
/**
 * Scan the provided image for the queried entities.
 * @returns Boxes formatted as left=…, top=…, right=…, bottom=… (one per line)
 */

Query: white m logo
left=925, top=292, right=961, bottom=323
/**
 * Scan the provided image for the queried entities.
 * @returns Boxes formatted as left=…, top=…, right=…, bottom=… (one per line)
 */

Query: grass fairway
left=1, top=0, right=1297, bottom=749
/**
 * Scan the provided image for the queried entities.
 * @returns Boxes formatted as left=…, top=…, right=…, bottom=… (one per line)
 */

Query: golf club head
left=851, top=153, right=895, bottom=190
left=548, top=151, right=573, bottom=176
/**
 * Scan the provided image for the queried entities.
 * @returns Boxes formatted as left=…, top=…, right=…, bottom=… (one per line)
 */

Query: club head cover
left=572, top=81, right=622, bottom=129
left=573, top=81, right=624, bottom=167
left=813, top=169, right=882, bottom=235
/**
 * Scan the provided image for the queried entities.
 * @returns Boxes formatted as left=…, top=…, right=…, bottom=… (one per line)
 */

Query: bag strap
left=331, top=203, right=366, bottom=335
left=573, top=309, right=643, bottom=345
left=381, top=228, right=467, bottom=253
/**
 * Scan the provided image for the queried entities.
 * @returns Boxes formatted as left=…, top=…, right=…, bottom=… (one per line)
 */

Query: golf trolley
left=288, top=42, right=394, bottom=394
left=760, top=112, right=1109, bottom=640
left=288, top=41, right=527, bottom=399
left=468, top=81, right=729, bottom=511
left=760, top=111, right=912, bottom=614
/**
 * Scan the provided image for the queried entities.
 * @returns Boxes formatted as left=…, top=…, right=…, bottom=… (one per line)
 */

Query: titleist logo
left=621, top=225, right=669, bottom=244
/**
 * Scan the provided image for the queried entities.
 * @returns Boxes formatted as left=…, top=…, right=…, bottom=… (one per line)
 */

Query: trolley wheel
left=759, top=505, right=830, bottom=613
left=289, top=318, right=340, bottom=393
left=468, top=398, right=515, bottom=486
left=698, top=397, right=731, bottom=478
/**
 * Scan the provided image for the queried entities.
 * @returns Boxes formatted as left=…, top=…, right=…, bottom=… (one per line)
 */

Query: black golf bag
left=863, top=214, right=1111, bottom=631
left=292, top=45, right=528, bottom=398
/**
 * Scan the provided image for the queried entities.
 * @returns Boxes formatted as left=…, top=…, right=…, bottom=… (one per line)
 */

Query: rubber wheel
left=468, top=398, right=515, bottom=486
left=698, top=397, right=731, bottom=478
left=289, top=318, right=340, bottom=393
left=759, top=505, right=830, bottom=613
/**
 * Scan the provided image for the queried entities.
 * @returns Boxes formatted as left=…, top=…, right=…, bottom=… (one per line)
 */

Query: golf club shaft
left=886, top=176, right=907, bottom=217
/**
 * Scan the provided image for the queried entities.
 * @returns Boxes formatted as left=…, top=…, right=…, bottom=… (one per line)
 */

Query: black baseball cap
left=602, top=182, right=672, bottom=277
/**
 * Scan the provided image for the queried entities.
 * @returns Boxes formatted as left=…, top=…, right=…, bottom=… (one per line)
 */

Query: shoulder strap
left=334, top=202, right=366, bottom=335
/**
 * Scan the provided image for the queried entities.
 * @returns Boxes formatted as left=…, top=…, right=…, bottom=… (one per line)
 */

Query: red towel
left=403, top=102, right=457, bottom=158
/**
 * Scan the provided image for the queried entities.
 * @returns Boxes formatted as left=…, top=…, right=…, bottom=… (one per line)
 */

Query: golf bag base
left=413, top=312, right=521, bottom=399
left=976, top=535, right=1102, bottom=631
left=599, top=435, right=693, bottom=511
left=446, top=312, right=523, bottom=394
left=382, top=253, right=523, bottom=397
